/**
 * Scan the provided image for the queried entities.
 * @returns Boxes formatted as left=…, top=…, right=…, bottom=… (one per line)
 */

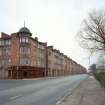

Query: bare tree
left=77, top=10, right=105, bottom=53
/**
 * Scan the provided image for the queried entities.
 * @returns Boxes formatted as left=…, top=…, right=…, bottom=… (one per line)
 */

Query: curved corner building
left=0, top=26, right=87, bottom=79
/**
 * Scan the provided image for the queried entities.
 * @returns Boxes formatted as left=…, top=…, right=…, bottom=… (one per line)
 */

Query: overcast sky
left=0, top=0, right=105, bottom=68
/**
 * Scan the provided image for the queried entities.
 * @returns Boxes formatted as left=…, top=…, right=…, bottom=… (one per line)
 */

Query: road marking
left=10, top=95, right=22, bottom=100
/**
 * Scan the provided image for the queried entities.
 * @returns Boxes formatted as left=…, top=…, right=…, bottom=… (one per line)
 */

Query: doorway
left=23, top=71, right=28, bottom=78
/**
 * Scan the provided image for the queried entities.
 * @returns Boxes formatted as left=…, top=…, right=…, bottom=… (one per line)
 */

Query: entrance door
left=23, top=71, right=28, bottom=78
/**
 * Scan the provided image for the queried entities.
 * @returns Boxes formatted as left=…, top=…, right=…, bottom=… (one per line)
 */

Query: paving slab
left=58, top=76, right=105, bottom=105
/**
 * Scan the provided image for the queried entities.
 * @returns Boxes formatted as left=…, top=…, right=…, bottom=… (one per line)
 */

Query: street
left=0, top=75, right=88, bottom=105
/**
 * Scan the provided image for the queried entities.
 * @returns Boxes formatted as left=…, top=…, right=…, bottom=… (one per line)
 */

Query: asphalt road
left=0, top=74, right=88, bottom=105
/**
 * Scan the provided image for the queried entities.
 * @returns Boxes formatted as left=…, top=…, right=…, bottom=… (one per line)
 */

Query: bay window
left=20, top=37, right=29, bottom=43
left=20, top=47, right=30, bottom=54
left=20, top=58, right=30, bottom=65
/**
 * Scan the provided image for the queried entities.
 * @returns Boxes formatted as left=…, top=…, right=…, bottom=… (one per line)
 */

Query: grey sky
left=0, top=0, right=104, bottom=68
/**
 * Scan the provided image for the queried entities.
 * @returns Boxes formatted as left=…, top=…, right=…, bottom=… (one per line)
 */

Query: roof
left=18, top=27, right=32, bottom=36
left=19, top=27, right=30, bottom=33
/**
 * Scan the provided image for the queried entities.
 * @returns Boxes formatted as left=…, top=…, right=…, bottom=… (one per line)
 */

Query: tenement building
left=0, top=26, right=87, bottom=79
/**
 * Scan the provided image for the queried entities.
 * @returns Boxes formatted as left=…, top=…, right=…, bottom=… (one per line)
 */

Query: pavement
left=0, top=74, right=88, bottom=105
left=58, top=76, right=105, bottom=105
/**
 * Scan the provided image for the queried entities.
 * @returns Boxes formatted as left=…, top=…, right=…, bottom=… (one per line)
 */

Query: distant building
left=89, top=64, right=96, bottom=73
left=0, top=26, right=87, bottom=79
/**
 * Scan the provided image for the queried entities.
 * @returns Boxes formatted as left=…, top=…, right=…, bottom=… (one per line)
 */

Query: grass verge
left=94, top=72, right=105, bottom=88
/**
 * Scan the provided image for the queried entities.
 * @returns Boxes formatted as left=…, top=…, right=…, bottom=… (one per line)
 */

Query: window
left=0, top=40, right=11, bottom=46
left=2, top=47, right=11, bottom=56
left=0, top=40, right=2, bottom=46
left=0, top=48, right=2, bottom=56
left=8, top=59, right=11, bottom=63
left=20, top=37, right=29, bottom=43
left=0, top=61, right=1, bottom=67
left=26, top=38, right=28, bottom=43
left=2, top=60, right=5, bottom=65
left=22, top=38, right=26, bottom=42
left=1, top=40, right=4, bottom=45
left=5, top=40, right=12, bottom=45
left=20, top=47, right=30, bottom=54
left=20, top=58, right=30, bottom=65
left=5, top=48, right=11, bottom=55
left=0, top=40, right=4, bottom=46
left=1, top=59, right=11, bottom=65
left=38, top=44, right=45, bottom=49
left=33, top=41, right=37, bottom=48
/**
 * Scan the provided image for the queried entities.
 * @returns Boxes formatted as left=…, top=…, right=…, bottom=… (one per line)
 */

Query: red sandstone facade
left=0, top=27, right=87, bottom=79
